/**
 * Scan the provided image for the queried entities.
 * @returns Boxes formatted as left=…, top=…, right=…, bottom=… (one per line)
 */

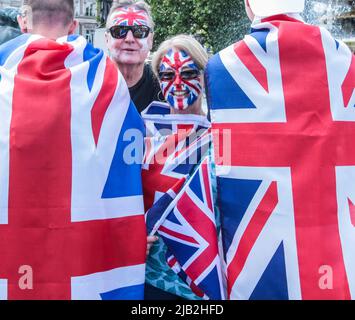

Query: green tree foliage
left=147, top=0, right=249, bottom=53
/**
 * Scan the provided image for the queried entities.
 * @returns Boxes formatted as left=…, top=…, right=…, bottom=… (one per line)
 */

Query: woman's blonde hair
left=152, top=34, right=209, bottom=77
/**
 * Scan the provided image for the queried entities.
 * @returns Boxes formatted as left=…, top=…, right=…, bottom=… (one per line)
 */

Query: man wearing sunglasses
left=105, top=0, right=162, bottom=113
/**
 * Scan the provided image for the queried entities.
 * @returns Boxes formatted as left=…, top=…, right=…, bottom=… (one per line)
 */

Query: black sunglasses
left=108, top=25, right=151, bottom=39
left=158, top=69, right=201, bottom=81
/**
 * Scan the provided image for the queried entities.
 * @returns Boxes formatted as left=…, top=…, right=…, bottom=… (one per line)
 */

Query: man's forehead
left=109, top=6, right=150, bottom=27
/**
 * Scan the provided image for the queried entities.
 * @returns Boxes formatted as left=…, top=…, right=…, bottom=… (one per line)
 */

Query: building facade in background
left=0, top=0, right=98, bottom=44
left=0, top=0, right=21, bottom=8
left=74, top=0, right=97, bottom=44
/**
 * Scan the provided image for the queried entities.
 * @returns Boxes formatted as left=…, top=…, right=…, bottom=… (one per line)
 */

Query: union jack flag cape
left=0, top=34, right=146, bottom=300
left=206, top=15, right=355, bottom=300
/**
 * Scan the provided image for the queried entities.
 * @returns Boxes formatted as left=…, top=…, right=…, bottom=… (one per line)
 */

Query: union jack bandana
left=111, top=6, right=149, bottom=27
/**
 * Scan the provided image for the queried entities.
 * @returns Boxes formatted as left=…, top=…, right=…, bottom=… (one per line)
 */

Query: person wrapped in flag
left=206, top=0, right=355, bottom=300
left=0, top=0, right=147, bottom=300
left=142, top=34, right=225, bottom=300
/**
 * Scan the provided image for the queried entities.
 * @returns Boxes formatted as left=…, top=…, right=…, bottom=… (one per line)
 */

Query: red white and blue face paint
left=111, top=6, right=150, bottom=27
left=159, top=49, right=202, bottom=111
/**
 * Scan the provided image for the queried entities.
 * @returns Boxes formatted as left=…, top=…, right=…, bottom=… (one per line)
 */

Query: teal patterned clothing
left=145, top=237, right=203, bottom=300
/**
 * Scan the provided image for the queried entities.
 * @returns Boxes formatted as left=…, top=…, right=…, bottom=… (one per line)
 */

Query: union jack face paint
left=111, top=6, right=150, bottom=27
left=159, top=49, right=202, bottom=111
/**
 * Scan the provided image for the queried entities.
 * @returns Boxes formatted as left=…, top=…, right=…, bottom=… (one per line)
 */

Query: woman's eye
left=159, top=72, right=175, bottom=80
left=181, top=70, right=199, bottom=79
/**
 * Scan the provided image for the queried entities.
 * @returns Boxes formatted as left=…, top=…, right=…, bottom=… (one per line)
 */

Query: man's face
left=106, top=6, right=153, bottom=66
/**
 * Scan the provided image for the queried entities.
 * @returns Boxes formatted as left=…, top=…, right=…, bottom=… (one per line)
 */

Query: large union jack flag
left=206, top=15, right=355, bottom=300
left=0, top=34, right=146, bottom=300
left=154, top=158, right=225, bottom=300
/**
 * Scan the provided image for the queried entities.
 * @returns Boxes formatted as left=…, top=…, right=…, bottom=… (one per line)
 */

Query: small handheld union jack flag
left=156, top=158, right=226, bottom=300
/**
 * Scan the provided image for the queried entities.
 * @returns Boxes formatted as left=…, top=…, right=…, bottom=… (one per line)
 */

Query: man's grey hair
left=106, top=0, right=155, bottom=30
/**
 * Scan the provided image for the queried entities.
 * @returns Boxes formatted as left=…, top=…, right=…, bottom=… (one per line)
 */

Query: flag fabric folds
left=206, top=14, right=355, bottom=300
left=142, top=102, right=226, bottom=299
left=0, top=34, right=146, bottom=300
left=142, top=101, right=211, bottom=215
left=148, top=157, right=225, bottom=300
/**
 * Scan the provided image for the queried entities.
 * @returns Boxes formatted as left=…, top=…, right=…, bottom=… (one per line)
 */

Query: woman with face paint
left=143, top=35, right=212, bottom=300
left=150, top=34, right=209, bottom=116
